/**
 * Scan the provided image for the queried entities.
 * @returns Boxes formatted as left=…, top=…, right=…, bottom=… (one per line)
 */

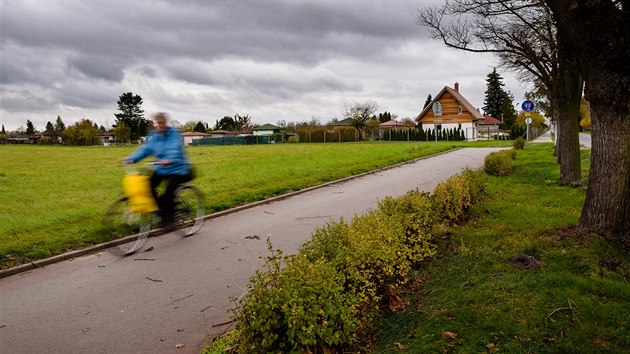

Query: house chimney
left=454, top=82, right=459, bottom=92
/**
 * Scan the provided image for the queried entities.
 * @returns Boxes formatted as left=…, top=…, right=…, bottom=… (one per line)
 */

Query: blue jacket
left=128, top=127, right=191, bottom=176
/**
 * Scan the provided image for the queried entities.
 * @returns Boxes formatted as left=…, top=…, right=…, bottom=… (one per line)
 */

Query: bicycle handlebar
left=123, top=161, right=159, bottom=175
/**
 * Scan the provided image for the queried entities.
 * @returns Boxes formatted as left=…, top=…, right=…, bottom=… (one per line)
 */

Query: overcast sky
left=0, top=0, right=529, bottom=132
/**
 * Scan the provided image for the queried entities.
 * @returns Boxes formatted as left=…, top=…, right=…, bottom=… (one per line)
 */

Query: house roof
left=182, top=131, right=210, bottom=136
left=380, top=120, right=405, bottom=127
left=416, top=86, right=484, bottom=121
left=478, top=115, right=502, bottom=125
left=253, top=123, right=281, bottom=131
left=330, top=118, right=354, bottom=126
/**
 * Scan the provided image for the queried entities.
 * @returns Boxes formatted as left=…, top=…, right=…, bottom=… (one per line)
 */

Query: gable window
left=458, top=105, right=463, bottom=114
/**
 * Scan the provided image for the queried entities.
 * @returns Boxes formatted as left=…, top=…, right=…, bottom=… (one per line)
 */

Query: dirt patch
left=547, top=226, right=630, bottom=252
left=507, top=253, right=542, bottom=270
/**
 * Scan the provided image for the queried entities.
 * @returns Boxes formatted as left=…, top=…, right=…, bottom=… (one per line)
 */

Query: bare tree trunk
left=579, top=84, right=630, bottom=233
left=554, top=37, right=583, bottom=185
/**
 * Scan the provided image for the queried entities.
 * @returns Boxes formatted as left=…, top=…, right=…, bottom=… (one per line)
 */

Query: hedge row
left=210, top=168, right=489, bottom=353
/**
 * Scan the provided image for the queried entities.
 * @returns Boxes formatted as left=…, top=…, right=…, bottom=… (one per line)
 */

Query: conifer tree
left=482, top=68, right=510, bottom=119
left=424, top=94, right=432, bottom=109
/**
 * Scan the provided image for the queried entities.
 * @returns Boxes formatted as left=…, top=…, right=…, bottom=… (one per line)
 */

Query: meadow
left=1, top=141, right=508, bottom=268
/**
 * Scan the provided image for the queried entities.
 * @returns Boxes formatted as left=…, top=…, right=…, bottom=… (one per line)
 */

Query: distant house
left=330, top=118, right=354, bottom=127
left=99, top=131, right=115, bottom=146
left=182, top=131, right=211, bottom=146
left=379, top=120, right=416, bottom=128
left=5, top=136, right=40, bottom=144
left=416, top=82, right=484, bottom=140
left=252, top=124, right=281, bottom=136
left=477, top=115, right=503, bottom=136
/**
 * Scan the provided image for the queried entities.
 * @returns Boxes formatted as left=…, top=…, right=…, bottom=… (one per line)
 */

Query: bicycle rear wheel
left=103, top=197, right=156, bottom=256
left=173, top=185, right=205, bottom=237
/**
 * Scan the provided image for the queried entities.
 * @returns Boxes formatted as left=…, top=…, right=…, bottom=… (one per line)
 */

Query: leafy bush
left=460, top=168, right=488, bottom=203
left=513, top=136, right=525, bottom=149
left=484, top=150, right=515, bottom=176
left=230, top=243, right=361, bottom=353
left=377, top=190, right=436, bottom=263
left=432, top=174, right=472, bottom=221
left=432, top=169, right=489, bottom=221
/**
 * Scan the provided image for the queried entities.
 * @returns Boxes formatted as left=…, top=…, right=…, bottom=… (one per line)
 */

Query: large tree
left=64, top=119, right=100, bottom=146
left=418, top=0, right=583, bottom=185
left=544, top=0, right=630, bottom=234
left=342, top=101, right=378, bottom=138
left=114, top=92, right=150, bottom=142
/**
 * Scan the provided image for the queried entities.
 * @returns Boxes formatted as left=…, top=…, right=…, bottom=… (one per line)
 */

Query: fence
left=191, top=135, right=271, bottom=146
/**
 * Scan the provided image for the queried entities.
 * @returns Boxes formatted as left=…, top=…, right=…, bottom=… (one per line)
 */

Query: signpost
left=521, top=100, right=535, bottom=147
left=432, top=101, right=442, bottom=142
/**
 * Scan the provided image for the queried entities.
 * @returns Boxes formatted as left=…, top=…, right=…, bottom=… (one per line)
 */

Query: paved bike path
left=0, top=148, right=502, bottom=354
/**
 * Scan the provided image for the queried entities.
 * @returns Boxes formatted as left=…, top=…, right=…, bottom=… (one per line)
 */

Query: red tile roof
left=478, top=115, right=502, bottom=125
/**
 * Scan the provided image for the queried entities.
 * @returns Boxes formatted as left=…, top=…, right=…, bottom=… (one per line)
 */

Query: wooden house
left=416, top=82, right=484, bottom=140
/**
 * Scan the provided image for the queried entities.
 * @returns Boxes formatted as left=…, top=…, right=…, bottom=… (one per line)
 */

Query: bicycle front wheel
left=103, top=197, right=156, bottom=255
left=173, top=185, right=205, bottom=237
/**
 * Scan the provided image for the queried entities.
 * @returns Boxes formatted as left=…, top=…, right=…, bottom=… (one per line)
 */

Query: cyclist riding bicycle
left=122, top=112, right=193, bottom=231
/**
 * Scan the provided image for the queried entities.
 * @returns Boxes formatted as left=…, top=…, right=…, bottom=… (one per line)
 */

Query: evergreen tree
left=1, top=124, right=5, bottom=135
left=499, top=93, right=517, bottom=130
left=482, top=68, right=510, bottom=119
left=114, top=92, right=150, bottom=142
left=54, top=115, right=66, bottom=142
left=194, top=121, right=207, bottom=132
left=424, top=94, right=432, bottom=109
left=26, top=120, right=35, bottom=135
left=44, top=121, right=55, bottom=137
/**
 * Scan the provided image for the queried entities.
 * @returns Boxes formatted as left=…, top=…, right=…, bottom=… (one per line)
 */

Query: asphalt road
left=0, top=148, right=503, bottom=354
left=532, top=131, right=592, bottom=148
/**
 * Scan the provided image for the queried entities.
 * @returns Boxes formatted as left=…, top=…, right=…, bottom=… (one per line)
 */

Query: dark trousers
left=150, top=173, right=193, bottom=223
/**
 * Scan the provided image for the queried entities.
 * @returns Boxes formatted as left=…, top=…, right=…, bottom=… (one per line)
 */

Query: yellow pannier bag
left=122, top=173, right=158, bottom=213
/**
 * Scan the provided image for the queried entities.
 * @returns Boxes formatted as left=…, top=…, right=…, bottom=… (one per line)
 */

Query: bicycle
left=103, top=162, right=205, bottom=256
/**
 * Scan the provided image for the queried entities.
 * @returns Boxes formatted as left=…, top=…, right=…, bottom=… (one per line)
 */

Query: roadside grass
left=374, top=144, right=630, bottom=353
left=0, top=140, right=510, bottom=268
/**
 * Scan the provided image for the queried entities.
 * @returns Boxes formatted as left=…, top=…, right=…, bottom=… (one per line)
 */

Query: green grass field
left=373, top=144, right=630, bottom=353
left=1, top=141, right=510, bottom=268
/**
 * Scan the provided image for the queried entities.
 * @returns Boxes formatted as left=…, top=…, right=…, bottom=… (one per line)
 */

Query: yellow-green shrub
left=432, top=174, right=472, bottom=221
left=230, top=244, right=361, bottom=353
left=377, top=190, right=436, bottom=263
left=460, top=168, right=488, bottom=203
left=484, top=150, right=515, bottom=176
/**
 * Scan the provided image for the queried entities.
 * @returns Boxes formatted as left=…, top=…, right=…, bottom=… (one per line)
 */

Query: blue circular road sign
left=521, top=100, right=535, bottom=112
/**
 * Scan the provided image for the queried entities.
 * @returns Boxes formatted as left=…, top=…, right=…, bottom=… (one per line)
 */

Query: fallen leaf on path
left=176, top=343, right=185, bottom=349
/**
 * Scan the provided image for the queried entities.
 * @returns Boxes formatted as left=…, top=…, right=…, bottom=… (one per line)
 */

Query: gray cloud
left=0, top=0, right=527, bottom=130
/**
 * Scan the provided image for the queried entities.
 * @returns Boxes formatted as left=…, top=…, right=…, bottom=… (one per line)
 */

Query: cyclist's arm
left=127, top=135, right=155, bottom=163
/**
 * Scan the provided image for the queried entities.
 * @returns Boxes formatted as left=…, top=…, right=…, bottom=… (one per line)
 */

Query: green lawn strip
left=1, top=141, right=509, bottom=267
left=374, top=144, right=629, bottom=353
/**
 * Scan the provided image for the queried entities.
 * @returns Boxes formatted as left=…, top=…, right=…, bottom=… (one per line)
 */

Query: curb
left=0, top=147, right=461, bottom=279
